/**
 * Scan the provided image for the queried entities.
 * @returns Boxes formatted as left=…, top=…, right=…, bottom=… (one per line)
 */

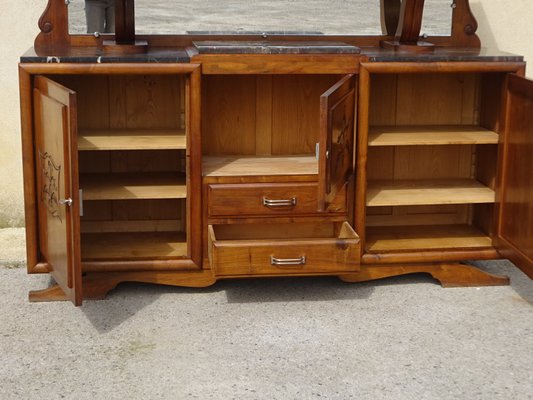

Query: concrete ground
left=0, top=227, right=532, bottom=399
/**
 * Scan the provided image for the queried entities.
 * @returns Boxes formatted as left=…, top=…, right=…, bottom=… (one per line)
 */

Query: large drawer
left=207, top=182, right=346, bottom=217
left=208, top=222, right=360, bottom=276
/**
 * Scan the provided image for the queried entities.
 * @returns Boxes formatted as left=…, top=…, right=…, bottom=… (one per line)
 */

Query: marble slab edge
left=193, top=41, right=361, bottom=55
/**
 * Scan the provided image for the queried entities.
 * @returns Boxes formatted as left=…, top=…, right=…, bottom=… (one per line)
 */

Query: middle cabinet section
left=201, top=73, right=359, bottom=276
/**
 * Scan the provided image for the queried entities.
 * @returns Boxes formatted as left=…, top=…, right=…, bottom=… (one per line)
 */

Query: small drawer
left=208, top=221, right=360, bottom=276
left=207, top=183, right=325, bottom=217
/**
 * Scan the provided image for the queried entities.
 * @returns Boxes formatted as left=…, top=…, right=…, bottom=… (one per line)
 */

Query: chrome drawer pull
left=262, top=197, right=297, bottom=207
left=270, top=256, right=306, bottom=266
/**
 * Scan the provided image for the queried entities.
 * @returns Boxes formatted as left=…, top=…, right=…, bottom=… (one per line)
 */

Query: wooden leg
left=339, top=263, right=510, bottom=287
left=28, top=270, right=218, bottom=303
left=29, top=285, right=68, bottom=302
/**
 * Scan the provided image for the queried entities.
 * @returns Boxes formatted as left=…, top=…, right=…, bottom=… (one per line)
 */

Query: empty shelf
left=203, top=155, right=317, bottom=177
left=81, top=173, right=186, bottom=200
left=366, top=179, right=495, bottom=206
left=78, top=129, right=186, bottom=150
left=81, top=231, right=187, bottom=260
left=366, top=225, right=493, bottom=252
left=368, top=126, right=499, bottom=146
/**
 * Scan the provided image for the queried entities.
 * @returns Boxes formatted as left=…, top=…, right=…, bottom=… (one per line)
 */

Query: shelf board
left=366, top=225, right=493, bottom=252
left=366, top=179, right=495, bottom=207
left=81, top=231, right=187, bottom=260
left=368, top=126, right=499, bottom=146
left=81, top=172, right=186, bottom=200
left=203, top=155, right=317, bottom=177
left=78, top=129, right=186, bottom=151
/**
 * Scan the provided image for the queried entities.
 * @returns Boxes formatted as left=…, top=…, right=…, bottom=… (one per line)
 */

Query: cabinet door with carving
left=33, top=76, right=82, bottom=305
left=318, top=74, right=356, bottom=211
left=495, top=74, right=533, bottom=279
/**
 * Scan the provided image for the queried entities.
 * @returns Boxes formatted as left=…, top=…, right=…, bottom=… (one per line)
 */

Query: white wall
left=0, top=0, right=531, bottom=227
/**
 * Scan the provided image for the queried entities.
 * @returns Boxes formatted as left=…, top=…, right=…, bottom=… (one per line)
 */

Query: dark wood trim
left=18, top=65, right=40, bottom=273
left=33, top=0, right=481, bottom=53
left=362, top=249, right=501, bottom=264
left=115, top=0, right=135, bottom=44
left=18, top=63, right=201, bottom=75
left=360, top=61, right=526, bottom=74
left=189, top=66, right=203, bottom=267
left=381, top=0, right=402, bottom=35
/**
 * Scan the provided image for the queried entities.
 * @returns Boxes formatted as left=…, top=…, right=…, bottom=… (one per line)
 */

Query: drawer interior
left=210, top=221, right=358, bottom=242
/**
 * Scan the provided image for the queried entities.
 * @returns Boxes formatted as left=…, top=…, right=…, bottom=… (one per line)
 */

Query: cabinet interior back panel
left=53, top=75, right=185, bottom=130
left=369, top=73, right=479, bottom=126
left=202, top=75, right=257, bottom=155
left=271, top=75, right=338, bottom=155
left=202, top=74, right=338, bottom=156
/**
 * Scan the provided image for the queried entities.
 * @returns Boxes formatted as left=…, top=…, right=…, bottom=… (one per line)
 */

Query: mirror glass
left=68, top=0, right=453, bottom=37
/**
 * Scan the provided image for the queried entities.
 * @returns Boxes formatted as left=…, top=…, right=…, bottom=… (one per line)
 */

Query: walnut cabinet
left=19, top=57, right=533, bottom=305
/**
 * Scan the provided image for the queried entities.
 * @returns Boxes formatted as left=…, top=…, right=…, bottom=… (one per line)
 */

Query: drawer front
left=208, top=183, right=324, bottom=217
left=208, top=222, right=360, bottom=276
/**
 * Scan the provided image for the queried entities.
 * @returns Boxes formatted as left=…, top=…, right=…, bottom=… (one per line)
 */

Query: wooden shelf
left=81, top=232, right=187, bottom=260
left=78, top=129, right=186, bottom=151
left=202, top=155, right=317, bottom=177
left=365, top=225, right=493, bottom=252
left=366, top=179, right=495, bottom=207
left=81, top=172, right=186, bottom=200
left=368, top=126, right=499, bottom=146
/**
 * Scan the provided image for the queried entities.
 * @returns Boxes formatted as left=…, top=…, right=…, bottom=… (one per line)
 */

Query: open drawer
left=208, top=222, right=360, bottom=276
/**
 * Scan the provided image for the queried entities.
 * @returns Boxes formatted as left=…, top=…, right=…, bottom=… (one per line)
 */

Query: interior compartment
left=201, top=74, right=340, bottom=176
left=209, top=222, right=360, bottom=275
left=364, top=72, right=505, bottom=253
left=52, top=74, right=191, bottom=261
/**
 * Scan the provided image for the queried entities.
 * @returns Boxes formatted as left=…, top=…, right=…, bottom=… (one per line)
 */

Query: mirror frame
left=34, top=0, right=479, bottom=53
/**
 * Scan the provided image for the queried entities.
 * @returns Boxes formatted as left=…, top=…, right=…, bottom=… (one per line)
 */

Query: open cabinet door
left=318, top=74, right=356, bottom=211
left=33, top=76, right=82, bottom=305
left=495, top=74, right=533, bottom=279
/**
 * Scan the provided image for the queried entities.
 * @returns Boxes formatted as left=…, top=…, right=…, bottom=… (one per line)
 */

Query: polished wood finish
left=114, top=0, right=136, bottom=44
left=318, top=75, right=356, bottom=211
left=366, top=179, right=495, bottom=207
left=203, top=156, right=318, bottom=177
left=494, top=74, right=533, bottom=279
left=208, top=183, right=325, bottom=217
left=339, top=263, right=509, bottom=287
left=209, top=222, right=360, bottom=276
left=19, top=66, right=40, bottom=273
left=81, top=173, right=187, bottom=200
left=34, top=0, right=481, bottom=52
left=368, top=126, right=499, bottom=146
left=33, top=76, right=82, bottom=305
left=78, top=129, right=186, bottom=151
left=366, top=225, right=492, bottom=252
left=21, top=1, right=533, bottom=304
left=82, top=232, right=187, bottom=260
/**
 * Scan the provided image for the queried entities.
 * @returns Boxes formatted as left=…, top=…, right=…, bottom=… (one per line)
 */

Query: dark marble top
left=193, top=41, right=361, bottom=54
left=361, top=47, right=524, bottom=63
left=20, top=45, right=522, bottom=64
left=20, top=47, right=191, bottom=63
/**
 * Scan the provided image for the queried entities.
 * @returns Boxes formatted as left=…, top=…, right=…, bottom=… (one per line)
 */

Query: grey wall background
left=0, top=0, right=532, bottom=228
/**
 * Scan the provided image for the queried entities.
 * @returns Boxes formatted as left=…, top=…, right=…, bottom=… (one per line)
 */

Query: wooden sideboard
left=19, top=1, right=533, bottom=305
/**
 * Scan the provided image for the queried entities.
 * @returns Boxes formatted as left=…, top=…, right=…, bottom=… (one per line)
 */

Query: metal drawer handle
left=270, top=256, right=306, bottom=266
left=262, top=197, right=297, bottom=207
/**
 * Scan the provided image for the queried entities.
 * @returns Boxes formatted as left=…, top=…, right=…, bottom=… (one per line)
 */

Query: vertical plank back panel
left=202, top=75, right=257, bottom=155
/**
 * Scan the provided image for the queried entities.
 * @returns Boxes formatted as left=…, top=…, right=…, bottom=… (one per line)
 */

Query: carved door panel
left=318, top=74, right=356, bottom=211
left=494, top=74, right=533, bottom=279
left=33, top=76, right=82, bottom=305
